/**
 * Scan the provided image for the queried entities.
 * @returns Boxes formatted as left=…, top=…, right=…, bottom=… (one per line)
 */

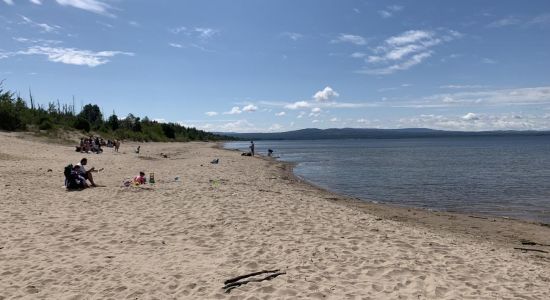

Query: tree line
left=0, top=84, right=234, bottom=142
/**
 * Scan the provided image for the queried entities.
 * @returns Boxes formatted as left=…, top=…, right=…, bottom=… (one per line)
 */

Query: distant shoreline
left=220, top=128, right=550, bottom=141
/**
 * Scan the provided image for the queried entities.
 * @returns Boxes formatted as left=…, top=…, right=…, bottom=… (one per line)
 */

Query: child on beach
left=132, top=172, right=147, bottom=185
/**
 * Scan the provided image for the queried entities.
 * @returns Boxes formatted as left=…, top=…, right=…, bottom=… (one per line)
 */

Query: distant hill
left=218, top=128, right=550, bottom=140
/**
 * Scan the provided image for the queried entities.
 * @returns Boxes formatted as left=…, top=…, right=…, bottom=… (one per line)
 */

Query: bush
left=73, top=118, right=91, bottom=132
left=39, top=120, right=54, bottom=130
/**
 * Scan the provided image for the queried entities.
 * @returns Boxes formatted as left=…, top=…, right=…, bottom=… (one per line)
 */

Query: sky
left=1, top=0, right=550, bottom=132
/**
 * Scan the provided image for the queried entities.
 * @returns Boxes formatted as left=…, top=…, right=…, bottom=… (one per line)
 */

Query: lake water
left=225, top=137, right=550, bottom=224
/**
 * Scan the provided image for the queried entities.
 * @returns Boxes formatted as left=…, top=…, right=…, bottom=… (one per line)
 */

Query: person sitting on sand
left=132, top=171, right=147, bottom=185
left=64, top=165, right=88, bottom=190
left=66, top=165, right=88, bottom=190
left=76, top=158, right=100, bottom=187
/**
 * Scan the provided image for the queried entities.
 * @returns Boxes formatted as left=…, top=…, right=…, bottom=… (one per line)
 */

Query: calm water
left=225, top=137, right=550, bottom=223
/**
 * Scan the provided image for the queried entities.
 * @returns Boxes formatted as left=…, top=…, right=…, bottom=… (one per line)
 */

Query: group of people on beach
left=66, top=140, right=269, bottom=191
left=65, top=157, right=147, bottom=190
left=77, top=136, right=120, bottom=154
left=242, top=141, right=274, bottom=157
left=66, top=135, right=144, bottom=190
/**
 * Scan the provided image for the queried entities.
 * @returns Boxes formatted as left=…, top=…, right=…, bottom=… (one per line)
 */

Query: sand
left=1, top=131, right=549, bottom=299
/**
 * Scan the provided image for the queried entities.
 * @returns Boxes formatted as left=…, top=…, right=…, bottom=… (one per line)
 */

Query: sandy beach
left=1, top=132, right=549, bottom=299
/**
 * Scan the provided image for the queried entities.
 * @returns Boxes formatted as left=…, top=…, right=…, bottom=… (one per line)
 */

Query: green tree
left=78, top=104, right=103, bottom=127
left=107, top=113, right=119, bottom=131
left=0, top=89, right=25, bottom=130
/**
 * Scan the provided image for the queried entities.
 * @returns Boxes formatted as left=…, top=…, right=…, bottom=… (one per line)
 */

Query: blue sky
left=1, top=0, right=550, bottom=132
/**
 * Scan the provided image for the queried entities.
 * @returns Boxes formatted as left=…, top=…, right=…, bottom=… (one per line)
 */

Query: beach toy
left=210, top=179, right=220, bottom=188
left=149, top=172, right=155, bottom=184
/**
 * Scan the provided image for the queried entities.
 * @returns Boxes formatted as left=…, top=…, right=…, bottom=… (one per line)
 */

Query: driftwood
left=514, top=247, right=549, bottom=253
left=520, top=240, right=550, bottom=247
left=468, top=215, right=488, bottom=220
left=223, top=270, right=286, bottom=293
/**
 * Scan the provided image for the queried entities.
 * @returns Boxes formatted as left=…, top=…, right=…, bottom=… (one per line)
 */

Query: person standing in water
left=249, top=141, right=255, bottom=156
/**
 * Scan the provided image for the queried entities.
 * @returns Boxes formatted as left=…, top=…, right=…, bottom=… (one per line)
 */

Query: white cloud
left=171, top=26, right=219, bottom=40
left=30, top=0, right=42, bottom=4
left=171, top=26, right=187, bottom=34
left=275, top=111, right=286, bottom=116
left=266, top=98, right=379, bottom=111
left=359, top=29, right=460, bottom=75
left=313, top=86, right=339, bottom=102
left=362, top=52, right=432, bottom=75
left=399, top=113, right=550, bottom=131
left=386, top=30, right=433, bottom=46
left=281, top=32, right=303, bottom=41
left=269, top=123, right=283, bottom=131
left=55, top=0, right=112, bottom=16
left=242, top=104, right=258, bottom=112
left=309, top=107, right=322, bottom=117
left=297, top=112, right=306, bottom=118
left=312, top=120, right=320, bottom=123
left=96, top=21, right=113, bottom=28
left=311, top=107, right=322, bottom=113
left=378, top=5, right=403, bottom=19
left=13, top=37, right=62, bottom=45
left=285, top=101, right=310, bottom=110
left=224, top=106, right=242, bottom=115
left=482, top=58, right=497, bottom=64
left=397, top=86, right=550, bottom=108
left=529, top=13, right=550, bottom=26
left=220, top=120, right=255, bottom=132
left=330, top=117, right=339, bottom=122
left=195, top=27, right=218, bottom=39
left=205, top=111, right=218, bottom=117
left=487, top=17, right=521, bottom=28
left=440, top=85, right=487, bottom=89
left=169, top=43, right=183, bottom=48
left=378, top=10, right=392, bottom=18
left=462, top=112, right=479, bottom=121
left=3, top=0, right=14, bottom=4
left=20, top=15, right=61, bottom=33
left=351, top=52, right=366, bottom=58
left=332, top=34, right=367, bottom=45
left=18, top=46, right=133, bottom=67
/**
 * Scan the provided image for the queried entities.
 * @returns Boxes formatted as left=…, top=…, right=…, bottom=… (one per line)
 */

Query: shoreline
left=221, top=143, right=550, bottom=255
left=2, top=133, right=550, bottom=299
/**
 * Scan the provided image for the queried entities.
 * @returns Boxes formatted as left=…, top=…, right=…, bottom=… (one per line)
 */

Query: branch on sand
left=223, top=269, right=286, bottom=293
left=514, top=247, right=549, bottom=253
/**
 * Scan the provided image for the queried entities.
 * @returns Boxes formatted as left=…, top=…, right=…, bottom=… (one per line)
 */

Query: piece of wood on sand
left=223, top=269, right=286, bottom=293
